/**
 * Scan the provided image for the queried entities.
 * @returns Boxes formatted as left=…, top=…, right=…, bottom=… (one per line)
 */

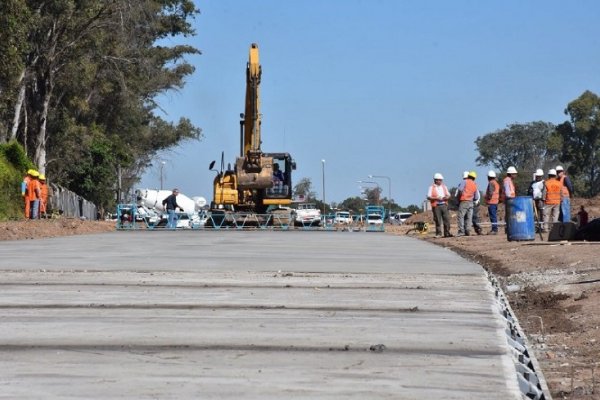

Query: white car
left=367, top=213, right=383, bottom=225
left=294, top=203, right=321, bottom=226
left=393, top=212, right=412, bottom=225
left=334, top=211, right=352, bottom=224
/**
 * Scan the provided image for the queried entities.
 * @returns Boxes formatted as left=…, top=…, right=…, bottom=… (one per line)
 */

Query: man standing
left=456, top=171, right=478, bottom=237
left=39, top=174, right=49, bottom=217
left=162, top=188, right=184, bottom=229
left=484, top=171, right=500, bottom=235
left=543, top=169, right=561, bottom=232
left=426, top=173, right=451, bottom=238
left=528, top=169, right=545, bottom=231
left=21, top=170, right=35, bottom=218
left=555, top=166, right=574, bottom=223
left=26, top=170, right=41, bottom=219
left=502, top=166, right=518, bottom=231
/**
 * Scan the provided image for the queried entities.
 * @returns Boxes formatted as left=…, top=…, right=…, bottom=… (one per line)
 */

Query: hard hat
left=462, top=171, right=469, bottom=178
left=468, top=171, right=477, bottom=178
left=27, top=169, right=36, bottom=175
left=39, top=174, right=46, bottom=180
left=507, top=166, right=518, bottom=174
left=487, top=170, right=496, bottom=178
left=556, top=165, right=564, bottom=172
left=433, top=173, right=444, bottom=180
left=548, top=169, right=557, bottom=176
left=30, top=170, right=40, bottom=177
left=535, top=169, right=544, bottom=176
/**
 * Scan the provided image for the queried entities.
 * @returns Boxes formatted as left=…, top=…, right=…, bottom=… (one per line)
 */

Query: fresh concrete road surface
left=0, top=231, right=522, bottom=399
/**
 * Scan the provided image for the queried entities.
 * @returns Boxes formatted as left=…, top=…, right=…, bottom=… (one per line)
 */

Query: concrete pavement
left=0, top=231, right=523, bottom=399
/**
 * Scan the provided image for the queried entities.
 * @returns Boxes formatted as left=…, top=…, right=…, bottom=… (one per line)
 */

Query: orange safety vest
left=486, top=180, right=500, bottom=205
left=502, top=176, right=515, bottom=201
left=559, top=175, right=570, bottom=198
left=459, top=179, right=477, bottom=201
left=429, top=184, right=449, bottom=208
left=27, top=178, right=40, bottom=200
left=545, top=178, right=562, bottom=205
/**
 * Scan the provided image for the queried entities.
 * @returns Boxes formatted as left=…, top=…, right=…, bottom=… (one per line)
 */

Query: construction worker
left=472, top=188, right=483, bottom=235
left=39, top=174, right=49, bottom=217
left=26, top=170, right=41, bottom=219
left=543, top=169, right=562, bottom=232
left=162, top=188, right=184, bottom=229
left=528, top=169, right=545, bottom=232
left=502, top=166, right=518, bottom=232
left=456, top=171, right=478, bottom=237
left=21, top=169, right=35, bottom=218
left=555, top=166, right=574, bottom=223
left=484, top=171, right=500, bottom=234
left=426, top=173, right=452, bottom=238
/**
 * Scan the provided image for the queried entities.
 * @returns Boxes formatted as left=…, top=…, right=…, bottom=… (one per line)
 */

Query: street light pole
left=160, top=161, right=166, bottom=190
left=321, top=159, right=326, bottom=216
left=369, top=175, right=391, bottom=222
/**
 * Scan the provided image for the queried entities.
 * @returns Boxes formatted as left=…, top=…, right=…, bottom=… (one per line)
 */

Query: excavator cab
left=263, top=152, right=296, bottom=203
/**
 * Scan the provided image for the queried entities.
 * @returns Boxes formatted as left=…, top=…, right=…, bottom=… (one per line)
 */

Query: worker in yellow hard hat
left=21, top=169, right=39, bottom=218
left=39, top=174, right=49, bottom=217
left=26, top=170, right=41, bottom=219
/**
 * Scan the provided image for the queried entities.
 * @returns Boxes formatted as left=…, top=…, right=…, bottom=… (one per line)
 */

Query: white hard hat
left=507, top=166, right=518, bottom=174
left=433, top=173, right=444, bottom=180
left=556, top=165, right=564, bottom=172
left=535, top=169, right=544, bottom=176
left=487, top=170, right=496, bottom=178
left=548, top=169, right=557, bottom=176
left=462, top=171, right=469, bottom=178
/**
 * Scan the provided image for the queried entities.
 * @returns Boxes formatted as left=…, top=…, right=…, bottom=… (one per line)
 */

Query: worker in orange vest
left=21, top=169, right=39, bottom=219
left=456, top=171, right=478, bottom=236
left=484, top=170, right=500, bottom=235
left=26, top=170, right=41, bottom=219
left=543, top=169, right=562, bottom=232
left=426, top=173, right=452, bottom=238
left=39, top=174, right=49, bottom=217
left=555, top=165, right=574, bottom=223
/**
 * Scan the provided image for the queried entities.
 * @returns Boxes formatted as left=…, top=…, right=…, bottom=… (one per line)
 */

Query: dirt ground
left=391, top=196, right=600, bottom=400
left=1, top=201, right=600, bottom=399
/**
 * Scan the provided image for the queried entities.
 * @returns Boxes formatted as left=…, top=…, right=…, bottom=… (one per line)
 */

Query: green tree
left=293, top=177, right=317, bottom=201
left=475, top=122, right=560, bottom=171
left=557, top=90, right=600, bottom=197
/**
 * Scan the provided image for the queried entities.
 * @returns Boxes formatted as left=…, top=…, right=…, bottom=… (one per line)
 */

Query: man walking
left=426, top=173, right=452, bottom=238
left=484, top=171, right=500, bottom=235
left=456, top=171, right=478, bottom=237
left=555, top=166, right=573, bottom=223
left=162, top=188, right=184, bottom=229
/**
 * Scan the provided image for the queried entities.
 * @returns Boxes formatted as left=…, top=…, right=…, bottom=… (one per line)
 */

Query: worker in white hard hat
left=455, top=171, right=478, bottom=237
left=543, top=169, right=561, bottom=232
left=502, top=166, right=518, bottom=233
left=528, top=169, right=545, bottom=232
left=426, top=173, right=452, bottom=238
left=555, top=165, right=574, bottom=223
left=484, top=170, right=500, bottom=234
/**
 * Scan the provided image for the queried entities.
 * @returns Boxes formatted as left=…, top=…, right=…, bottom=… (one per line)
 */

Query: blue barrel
left=506, top=196, right=535, bottom=241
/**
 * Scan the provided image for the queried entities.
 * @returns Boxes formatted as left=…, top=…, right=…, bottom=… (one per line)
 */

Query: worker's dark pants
left=488, top=204, right=498, bottom=232
left=433, top=204, right=451, bottom=236
left=472, top=204, right=482, bottom=234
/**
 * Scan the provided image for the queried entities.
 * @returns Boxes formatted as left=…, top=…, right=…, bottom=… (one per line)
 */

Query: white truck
left=294, top=203, right=321, bottom=227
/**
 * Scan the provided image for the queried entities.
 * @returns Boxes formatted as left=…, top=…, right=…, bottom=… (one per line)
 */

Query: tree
left=475, top=121, right=560, bottom=172
left=557, top=90, right=600, bottom=197
left=293, top=177, right=316, bottom=201
left=363, top=186, right=381, bottom=205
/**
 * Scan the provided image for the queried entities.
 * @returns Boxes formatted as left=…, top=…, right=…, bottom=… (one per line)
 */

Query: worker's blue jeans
left=560, top=198, right=571, bottom=223
left=488, top=204, right=498, bottom=232
left=167, top=210, right=178, bottom=229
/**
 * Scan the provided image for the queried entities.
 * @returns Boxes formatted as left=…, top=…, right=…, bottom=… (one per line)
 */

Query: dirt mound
left=0, top=219, right=115, bottom=241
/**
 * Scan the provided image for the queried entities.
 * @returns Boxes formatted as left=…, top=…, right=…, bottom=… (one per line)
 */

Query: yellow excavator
left=208, top=43, right=296, bottom=224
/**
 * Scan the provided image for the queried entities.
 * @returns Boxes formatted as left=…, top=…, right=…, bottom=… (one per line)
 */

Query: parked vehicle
left=393, top=212, right=413, bottom=225
left=294, top=203, right=321, bottom=226
left=334, top=211, right=352, bottom=224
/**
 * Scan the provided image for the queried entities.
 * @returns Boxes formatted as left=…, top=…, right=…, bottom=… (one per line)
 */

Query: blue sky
left=140, top=0, right=600, bottom=207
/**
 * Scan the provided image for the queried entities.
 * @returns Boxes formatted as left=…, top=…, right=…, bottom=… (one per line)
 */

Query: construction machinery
left=208, top=43, right=295, bottom=224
